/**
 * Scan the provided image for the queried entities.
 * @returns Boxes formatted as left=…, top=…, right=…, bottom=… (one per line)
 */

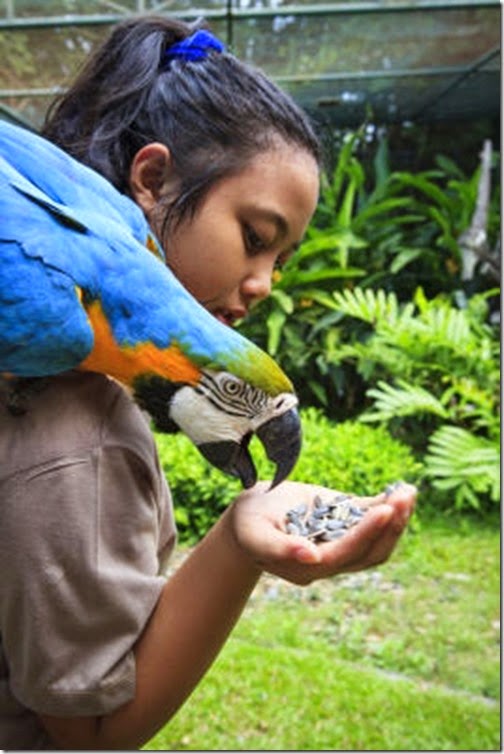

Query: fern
left=361, top=380, right=449, bottom=422
left=332, top=287, right=413, bottom=327
left=424, top=306, right=472, bottom=348
left=333, top=287, right=495, bottom=371
left=425, top=426, right=500, bottom=509
left=332, top=286, right=500, bottom=510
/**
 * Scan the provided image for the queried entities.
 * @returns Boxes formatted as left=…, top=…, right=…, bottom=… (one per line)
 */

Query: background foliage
left=237, top=130, right=500, bottom=517
left=331, top=286, right=500, bottom=511
left=156, top=132, right=499, bottom=538
left=239, top=130, right=500, bottom=416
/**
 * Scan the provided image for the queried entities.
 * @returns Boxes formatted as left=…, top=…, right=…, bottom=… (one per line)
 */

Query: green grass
left=145, top=512, right=500, bottom=750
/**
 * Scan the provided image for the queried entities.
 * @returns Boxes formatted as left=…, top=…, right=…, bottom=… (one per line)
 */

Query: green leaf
left=332, top=287, right=401, bottom=325
left=266, top=308, right=286, bottom=356
left=295, top=231, right=367, bottom=263
left=308, top=310, right=345, bottom=339
left=300, top=290, right=343, bottom=310
left=330, top=130, right=362, bottom=206
left=391, top=172, right=453, bottom=209
left=280, top=268, right=365, bottom=288
left=390, top=248, right=424, bottom=273
left=425, top=426, right=500, bottom=503
left=361, top=380, right=449, bottom=422
left=307, top=380, right=328, bottom=406
left=373, top=135, right=390, bottom=188
left=270, top=288, right=294, bottom=314
left=352, top=197, right=413, bottom=228
left=434, top=154, right=466, bottom=179
left=295, top=234, right=347, bottom=259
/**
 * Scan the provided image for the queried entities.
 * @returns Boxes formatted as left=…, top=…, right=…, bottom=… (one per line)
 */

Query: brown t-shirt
left=0, top=372, right=176, bottom=749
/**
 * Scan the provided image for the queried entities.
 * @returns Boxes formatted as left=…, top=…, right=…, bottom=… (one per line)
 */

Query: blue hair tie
left=164, top=29, right=226, bottom=65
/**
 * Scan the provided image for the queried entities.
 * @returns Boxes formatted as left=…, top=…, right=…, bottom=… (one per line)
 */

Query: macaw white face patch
left=168, top=370, right=298, bottom=445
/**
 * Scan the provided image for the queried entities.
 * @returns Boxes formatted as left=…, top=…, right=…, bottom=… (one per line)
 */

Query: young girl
left=0, top=16, right=416, bottom=750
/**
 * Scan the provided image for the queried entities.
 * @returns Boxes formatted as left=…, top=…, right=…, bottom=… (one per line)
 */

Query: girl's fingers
left=232, top=481, right=417, bottom=583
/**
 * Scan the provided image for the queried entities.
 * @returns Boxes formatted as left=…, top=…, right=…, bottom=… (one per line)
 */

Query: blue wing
left=0, top=120, right=152, bottom=249
left=0, top=123, right=289, bottom=395
left=0, top=161, right=94, bottom=375
left=0, top=124, right=249, bottom=378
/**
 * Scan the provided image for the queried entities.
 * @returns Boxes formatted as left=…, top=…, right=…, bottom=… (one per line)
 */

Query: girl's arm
left=39, top=481, right=415, bottom=749
left=40, top=504, right=261, bottom=750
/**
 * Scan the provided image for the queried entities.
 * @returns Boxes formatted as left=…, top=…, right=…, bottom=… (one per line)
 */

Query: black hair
left=42, top=16, right=321, bottom=240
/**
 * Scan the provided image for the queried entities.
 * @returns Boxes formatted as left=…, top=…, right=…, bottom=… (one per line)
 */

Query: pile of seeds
left=284, top=482, right=405, bottom=543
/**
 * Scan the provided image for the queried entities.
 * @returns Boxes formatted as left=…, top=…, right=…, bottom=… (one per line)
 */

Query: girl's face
left=163, top=144, right=319, bottom=326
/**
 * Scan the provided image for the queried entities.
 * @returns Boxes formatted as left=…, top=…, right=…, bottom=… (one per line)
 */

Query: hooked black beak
left=199, top=407, right=302, bottom=489
left=257, top=407, right=302, bottom=488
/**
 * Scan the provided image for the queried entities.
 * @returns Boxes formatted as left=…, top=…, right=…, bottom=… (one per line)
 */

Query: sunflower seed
left=284, top=493, right=364, bottom=545
left=293, top=502, right=309, bottom=516
left=384, top=480, right=405, bottom=497
left=326, top=519, right=346, bottom=531
left=286, top=522, right=302, bottom=536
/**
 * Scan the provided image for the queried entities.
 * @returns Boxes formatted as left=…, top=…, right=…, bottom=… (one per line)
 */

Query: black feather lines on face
left=133, top=375, right=181, bottom=433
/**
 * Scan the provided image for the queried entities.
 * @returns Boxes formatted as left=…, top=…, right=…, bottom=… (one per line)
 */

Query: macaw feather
left=0, top=121, right=292, bottom=396
left=79, top=298, right=201, bottom=387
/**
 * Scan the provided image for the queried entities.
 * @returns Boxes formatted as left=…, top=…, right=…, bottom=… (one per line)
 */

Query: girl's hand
left=229, top=480, right=416, bottom=585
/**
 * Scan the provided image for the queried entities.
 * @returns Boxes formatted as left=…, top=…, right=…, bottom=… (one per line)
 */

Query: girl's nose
left=241, top=260, right=273, bottom=305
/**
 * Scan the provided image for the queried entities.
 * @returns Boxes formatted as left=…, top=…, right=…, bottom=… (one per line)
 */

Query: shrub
left=155, top=408, right=422, bottom=543
left=330, top=287, right=500, bottom=511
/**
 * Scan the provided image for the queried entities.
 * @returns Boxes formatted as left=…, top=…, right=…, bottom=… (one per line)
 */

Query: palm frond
left=425, top=425, right=500, bottom=506
left=332, top=287, right=409, bottom=326
left=422, top=305, right=473, bottom=350
left=361, top=380, right=449, bottom=422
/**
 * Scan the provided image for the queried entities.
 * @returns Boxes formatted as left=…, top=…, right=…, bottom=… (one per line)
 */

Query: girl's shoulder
left=0, top=371, right=156, bottom=480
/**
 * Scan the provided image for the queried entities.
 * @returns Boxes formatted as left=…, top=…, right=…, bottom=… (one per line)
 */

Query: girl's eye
left=244, top=224, right=268, bottom=254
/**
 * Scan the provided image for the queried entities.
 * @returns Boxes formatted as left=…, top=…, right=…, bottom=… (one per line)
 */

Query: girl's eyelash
left=244, top=224, right=267, bottom=254
left=274, top=252, right=290, bottom=270
left=243, top=223, right=290, bottom=269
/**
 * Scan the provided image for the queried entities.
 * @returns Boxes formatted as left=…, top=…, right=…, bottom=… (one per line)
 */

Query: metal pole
left=226, top=0, right=233, bottom=50
left=411, top=46, right=500, bottom=120
left=0, top=0, right=499, bottom=30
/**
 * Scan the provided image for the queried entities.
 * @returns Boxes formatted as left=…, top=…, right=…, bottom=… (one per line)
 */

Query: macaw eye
left=201, top=372, right=268, bottom=417
left=221, top=376, right=243, bottom=395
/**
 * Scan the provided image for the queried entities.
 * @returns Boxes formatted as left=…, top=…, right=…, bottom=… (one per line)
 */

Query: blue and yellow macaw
left=0, top=121, right=301, bottom=488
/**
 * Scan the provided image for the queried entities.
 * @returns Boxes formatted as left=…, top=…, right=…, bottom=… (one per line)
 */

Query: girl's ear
left=129, top=143, right=178, bottom=213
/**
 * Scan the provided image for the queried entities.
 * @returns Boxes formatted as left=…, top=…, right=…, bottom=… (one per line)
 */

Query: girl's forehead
left=219, top=145, right=319, bottom=202
left=222, top=146, right=319, bottom=222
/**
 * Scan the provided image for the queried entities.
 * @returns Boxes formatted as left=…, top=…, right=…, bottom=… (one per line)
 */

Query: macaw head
left=77, top=245, right=303, bottom=490
left=133, top=362, right=301, bottom=490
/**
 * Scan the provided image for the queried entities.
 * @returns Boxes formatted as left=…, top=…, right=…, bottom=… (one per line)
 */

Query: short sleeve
left=0, top=373, right=176, bottom=718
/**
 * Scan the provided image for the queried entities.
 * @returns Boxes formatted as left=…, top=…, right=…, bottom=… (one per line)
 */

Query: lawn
left=146, top=512, right=500, bottom=751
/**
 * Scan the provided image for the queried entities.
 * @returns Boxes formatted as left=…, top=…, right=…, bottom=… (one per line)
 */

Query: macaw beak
left=199, top=406, right=302, bottom=489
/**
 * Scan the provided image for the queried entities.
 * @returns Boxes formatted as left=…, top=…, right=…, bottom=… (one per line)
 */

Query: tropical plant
left=239, top=130, right=500, bottom=417
left=329, top=286, right=500, bottom=510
